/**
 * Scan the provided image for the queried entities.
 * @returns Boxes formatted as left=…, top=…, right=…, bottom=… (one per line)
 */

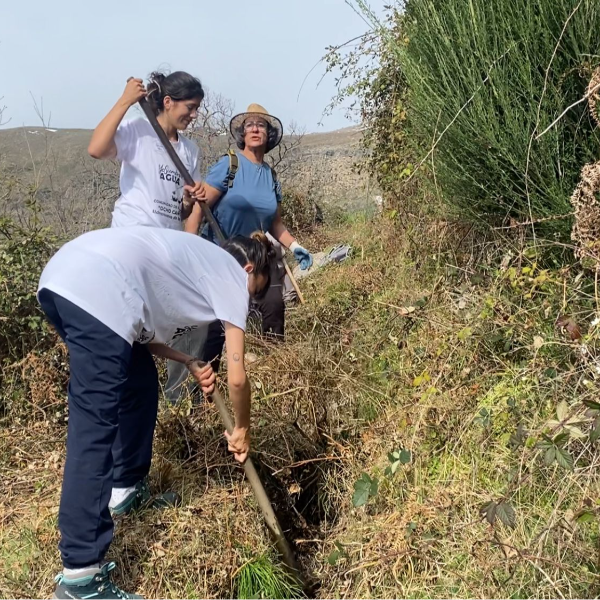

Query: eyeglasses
left=244, top=121, right=268, bottom=131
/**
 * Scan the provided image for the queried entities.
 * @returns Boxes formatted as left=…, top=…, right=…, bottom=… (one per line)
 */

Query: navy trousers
left=38, top=289, right=158, bottom=568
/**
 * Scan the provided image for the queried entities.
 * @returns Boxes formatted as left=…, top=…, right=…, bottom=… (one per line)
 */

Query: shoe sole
left=52, top=594, right=144, bottom=600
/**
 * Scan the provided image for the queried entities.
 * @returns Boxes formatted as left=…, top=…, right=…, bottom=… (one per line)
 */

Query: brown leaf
left=495, top=534, right=518, bottom=559
left=556, top=315, right=582, bottom=341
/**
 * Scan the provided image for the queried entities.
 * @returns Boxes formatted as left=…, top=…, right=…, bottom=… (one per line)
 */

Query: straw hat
left=229, top=103, right=283, bottom=151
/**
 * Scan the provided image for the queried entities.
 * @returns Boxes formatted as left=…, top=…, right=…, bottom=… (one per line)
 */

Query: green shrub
left=400, top=0, right=600, bottom=233
left=0, top=218, right=59, bottom=363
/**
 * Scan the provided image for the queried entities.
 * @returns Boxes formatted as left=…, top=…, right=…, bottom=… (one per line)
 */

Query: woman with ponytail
left=85, top=71, right=209, bottom=524
left=38, top=227, right=275, bottom=599
left=88, top=71, right=205, bottom=229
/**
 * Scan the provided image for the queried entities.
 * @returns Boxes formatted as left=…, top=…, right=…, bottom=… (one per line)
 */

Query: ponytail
left=146, top=70, right=204, bottom=116
left=222, top=231, right=276, bottom=279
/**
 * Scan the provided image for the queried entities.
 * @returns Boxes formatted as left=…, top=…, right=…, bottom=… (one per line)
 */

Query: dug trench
left=151, top=392, right=342, bottom=593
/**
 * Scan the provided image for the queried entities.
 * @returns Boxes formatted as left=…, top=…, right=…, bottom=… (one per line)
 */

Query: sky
left=0, top=0, right=386, bottom=133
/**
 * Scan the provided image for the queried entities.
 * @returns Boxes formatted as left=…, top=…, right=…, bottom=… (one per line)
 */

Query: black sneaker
left=53, top=562, right=142, bottom=599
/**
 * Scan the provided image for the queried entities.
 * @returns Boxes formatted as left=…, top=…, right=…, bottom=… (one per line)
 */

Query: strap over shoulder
left=226, top=149, right=238, bottom=189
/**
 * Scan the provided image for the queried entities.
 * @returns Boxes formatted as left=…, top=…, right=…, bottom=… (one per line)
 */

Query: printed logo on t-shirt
left=171, top=325, right=199, bottom=341
left=151, top=165, right=185, bottom=222
left=159, top=164, right=181, bottom=185
left=153, top=197, right=181, bottom=221
left=137, top=328, right=156, bottom=344
left=111, top=120, right=198, bottom=230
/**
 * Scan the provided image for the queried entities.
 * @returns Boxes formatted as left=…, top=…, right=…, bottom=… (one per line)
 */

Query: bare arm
left=222, top=322, right=251, bottom=463
left=223, top=322, right=250, bottom=430
left=182, top=200, right=195, bottom=221
left=184, top=183, right=224, bottom=234
left=181, top=181, right=205, bottom=221
left=147, top=342, right=215, bottom=394
left=184, top=201, right=203, bottom=234
left=269, top=205, right=296, bottom=248
left=88, top=78, right=146, bottom=160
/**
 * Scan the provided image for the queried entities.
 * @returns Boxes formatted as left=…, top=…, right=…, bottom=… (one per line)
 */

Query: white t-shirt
left=38, top=227, right=249, bottom=345
left=111, top=118, right=201, bottom=230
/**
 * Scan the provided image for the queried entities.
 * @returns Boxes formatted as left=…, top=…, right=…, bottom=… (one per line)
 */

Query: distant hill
left=0, top=124, right=363, bottom=177
left=0, top=123, right=373, bottom=235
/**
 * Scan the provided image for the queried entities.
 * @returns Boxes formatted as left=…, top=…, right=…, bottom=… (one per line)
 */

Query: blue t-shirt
left=203, top=152, right=282, bottom=244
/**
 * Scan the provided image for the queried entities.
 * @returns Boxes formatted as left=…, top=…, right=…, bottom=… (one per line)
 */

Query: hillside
left=4, top=0, right=600, bottom=597
left=0, top=123, right=371, bottom=235
left=3, top=211, right=600, bottom=599
left=0, top=124, right=363, bottom=175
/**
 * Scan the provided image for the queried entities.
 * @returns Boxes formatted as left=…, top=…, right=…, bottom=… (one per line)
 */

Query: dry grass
left=3, top=215, right=600, bottom=598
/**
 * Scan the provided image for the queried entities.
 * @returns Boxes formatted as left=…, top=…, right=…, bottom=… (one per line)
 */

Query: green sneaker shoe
left=110, top=477, right=181, bottom=517
left=109, top=478, right=151, bottom=516
left=53, top=561, right=143, bottom=599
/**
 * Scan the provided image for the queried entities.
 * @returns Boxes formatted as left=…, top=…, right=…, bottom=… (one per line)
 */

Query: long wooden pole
left=211, top=386, right=301, bottom=578
left=282, top=258, right=306, bottom=305
left=138, top=98, right=226, bottom=244
left=139, top=98, right=303, bottom=582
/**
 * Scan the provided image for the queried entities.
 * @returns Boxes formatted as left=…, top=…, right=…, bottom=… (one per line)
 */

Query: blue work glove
left=290, top=241, right=313, bottom=271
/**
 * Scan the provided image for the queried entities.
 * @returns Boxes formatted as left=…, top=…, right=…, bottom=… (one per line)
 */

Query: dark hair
left=234, top=121, right=280, bottom=153
left=222, top=231, right=276, bottom=296
left=146, top=71, right=204, bottom=116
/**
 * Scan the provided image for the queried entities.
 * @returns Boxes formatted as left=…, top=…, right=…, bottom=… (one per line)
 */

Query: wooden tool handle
left=210, top=386, right=301, bottom=578
left=283, top=258, right=305, bottom=304
left=138, top=98, right=226, bottom=244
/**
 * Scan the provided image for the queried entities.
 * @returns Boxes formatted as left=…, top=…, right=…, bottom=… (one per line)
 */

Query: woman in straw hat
left=177, top=103, right=312, bottom=379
